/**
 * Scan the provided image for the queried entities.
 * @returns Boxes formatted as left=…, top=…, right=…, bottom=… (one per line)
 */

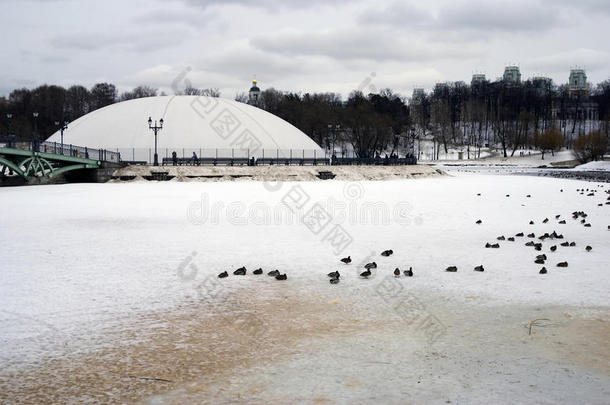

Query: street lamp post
left=327, top=124, right=340, bottom=159
left=54, top=120, right=69, bottom=154
left=148, top=116, right=164, bottom=166
left=32, top=112, right=39, bottom=152
left=6, top=113, right=12, bottom=147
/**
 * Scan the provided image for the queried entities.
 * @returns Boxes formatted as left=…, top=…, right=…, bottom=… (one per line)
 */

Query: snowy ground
left=0, top=173, right=609, bottom=404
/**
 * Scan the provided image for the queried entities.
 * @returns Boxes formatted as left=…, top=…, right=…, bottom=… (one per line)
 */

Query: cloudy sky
left=1, top=0, right=609, bottom=99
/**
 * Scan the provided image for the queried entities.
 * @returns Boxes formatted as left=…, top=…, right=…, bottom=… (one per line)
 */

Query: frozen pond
left=1, top=174, right=609, bottom=404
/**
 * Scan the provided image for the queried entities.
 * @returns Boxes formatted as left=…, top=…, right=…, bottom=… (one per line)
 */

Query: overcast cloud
left=1, top=0, right=608, bottom=98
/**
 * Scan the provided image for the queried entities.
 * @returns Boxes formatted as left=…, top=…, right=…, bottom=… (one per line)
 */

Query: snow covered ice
left=1, top=171, right=609, bottom=404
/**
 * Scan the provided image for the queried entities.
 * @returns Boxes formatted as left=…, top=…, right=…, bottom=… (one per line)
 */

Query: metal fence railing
left=1, top=141, right=121, bottom=163
left=1, top=142, right=417, bottom=167
left=116, top=148, right=329, bottom=165
left=117, top=148, right=417, bottom=166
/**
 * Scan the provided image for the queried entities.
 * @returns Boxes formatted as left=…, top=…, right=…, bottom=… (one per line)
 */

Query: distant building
left=568, top=69, right=589, bottom=96
left=471, top=74, right=486, bottom=86
left=503, top=66, right=521, bottom=85
left=552, top=69, right=598, bottom=131
left=411, top=88, right=425, bottom=103
left=248, top=79, right=261, bottom=107
left=434, top=82, right=450, bottom=95
left=532, top=76, right=553, bottom=97
left=532, top=76, right=552, bottom=85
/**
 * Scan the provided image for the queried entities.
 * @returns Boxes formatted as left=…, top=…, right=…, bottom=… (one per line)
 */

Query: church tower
left=248, top=79, right=261, bottom=107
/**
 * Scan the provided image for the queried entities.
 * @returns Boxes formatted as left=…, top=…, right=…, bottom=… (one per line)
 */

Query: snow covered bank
left=0, top=175, right=608, bottom=403
left=429, top=149, right=577, bottom=167
left=111, top=164, right=443, bottom=182
left=574, top=160, right=610, bottom=171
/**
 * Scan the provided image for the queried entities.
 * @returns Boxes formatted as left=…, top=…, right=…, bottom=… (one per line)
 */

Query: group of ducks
left=577, top=186, right=609, bottom=206
left=327, top=250, right=414, bottom=284
left=218, top=266, right=287, bottom=280
left=477, top=190, right=599, bottom=275
left=217, top=187, right=604, bottom=283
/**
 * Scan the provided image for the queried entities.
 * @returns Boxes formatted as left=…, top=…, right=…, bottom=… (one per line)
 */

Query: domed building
left=47, top=95, right=323, bottom=162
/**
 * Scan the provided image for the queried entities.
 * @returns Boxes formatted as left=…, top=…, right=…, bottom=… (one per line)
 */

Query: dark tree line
left=0, top=83, right=120, bottom=141
left=251, top=77, right=610, bottom=160
left=251, top=88, right=411, bottom=158
left=2, top=77, right=609, bottom=161
left=0, top=83, right=218, bottom=142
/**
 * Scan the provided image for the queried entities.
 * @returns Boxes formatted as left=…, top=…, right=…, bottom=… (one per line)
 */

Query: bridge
left=0, top=141, right=121, bottom=182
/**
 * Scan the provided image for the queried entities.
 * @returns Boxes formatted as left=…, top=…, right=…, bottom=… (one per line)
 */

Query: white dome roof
left=47, top=96, right=322, bottom=158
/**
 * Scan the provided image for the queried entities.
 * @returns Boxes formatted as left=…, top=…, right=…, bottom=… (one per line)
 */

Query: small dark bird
left=516, top=232, right=524, bottom=237
left=330, top=277, right=340, bottom=284
left=327, top=271, right=340, bottom=278
left=506, top=194, right=510, bottom=197
left=534, top=243, right=542, bottom=251
left=485, top=242, right=492, bottom=248
left=476, top=219, right=482, bottom=224
left=497, top=236, right=505, bottom=241
left=253, top=268, right=263, bottom=275
left=474, top=265, right=484, bottom=272
left=233, top=267, right=247, bottom=275
left=569, top=242, right=576, bottom=247
left=268, top=269, right=280, bottom=277
left=539, top=267, right=547, bottom=274
left=360, top=269, right=371, bottom=278
left=446, top=266, right=458, bottom=272
left=381, top=249, right=394, bottom=257
left=477, top=193, right=481, bottom=196
left=526, top=194, right=531, bottom=198
left=404, top=267, right=413, bottom=277
left=584, top=223, right=591, bottom=227
left=218, top=271, right=228, bottom=278
left=560, top=189, right=563, bottom=192
left=529, top=220, right=535, bottom=225
left=535, top=258, right=545, bottom=264
left=557, top=262, right=568, bottom=268
left=491, top=243, right=500, bottom=248
left=536, top=254, right=547, bottom=261
left=275, top=273, right=287, bottom=280
left=585, top=245, right=592, bottom=252
left=550, top=245, right=557, bottom=252
left=561, top=242, right=570, bottom=247
left=508, top=237, right=515, bottom=242
left=525, top=241, right=535, bottom=247
left=394, top=268, right=400, bottom=277
left=365, top=262, right=377, bottom=270
left=543, top=218, right=549, bottom=223
left=555, top=215, right=561, bottom=219
left=559, top=220, right=566, bottom=224
left=528, top=233, right=535, bottom=238
left=340, top=256, right=352, bottom=264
